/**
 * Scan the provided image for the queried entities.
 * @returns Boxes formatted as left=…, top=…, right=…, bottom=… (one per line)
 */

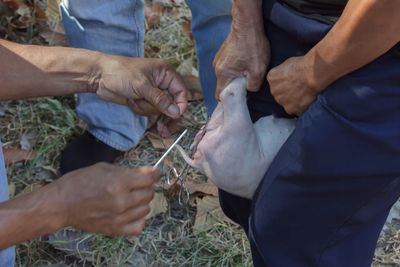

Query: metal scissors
left=153, top=129, right=190, bottom=205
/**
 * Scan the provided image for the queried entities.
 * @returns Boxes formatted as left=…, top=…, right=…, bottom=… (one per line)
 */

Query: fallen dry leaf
left=40, top=30, right=67, bottom=46
left=41, top=0, right=66, bottom=46
left=181, top=17, right=192, bottom=39
left=8, top=182, right=15, bottom=197
left=2, top=0, right=29, bottom=13
left=193, top=196, right=233, bottom=233
left=18, top=182, right=45, bottom=197
left=45, top=0, right=61, bottom=29
left=2, top=0, right=33, bottom=29
left=147, top=191, right=168, bottom=219
left=182, top=75, right=203, bottom=101
left=3, top=147, right=36, bottom=165
left=176, top=59, right=203, bottom=101
left=185, top=180, right=218, bottom=197
left=176, top=58, right=193, bottom=75
left=34, top=0, right=47, bottom=22
left=145, top=2, right=162, bottom=29
left=147, top=114, right=183, bottom=138
left=147, top=132, right=175, bottom=149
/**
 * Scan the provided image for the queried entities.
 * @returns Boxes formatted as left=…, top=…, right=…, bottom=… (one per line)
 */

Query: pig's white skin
left=178, top=78, right=296, bottom=199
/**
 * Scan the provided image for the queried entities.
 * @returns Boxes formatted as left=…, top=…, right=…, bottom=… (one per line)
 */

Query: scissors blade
left=153, top=129, right=188, bottom=169
left=190, top=118, right=209, bottom=156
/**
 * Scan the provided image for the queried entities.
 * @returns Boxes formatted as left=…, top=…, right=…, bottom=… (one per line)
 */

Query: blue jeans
left=61, top=0, right=231, bottom=148
left=0, top=151, right=15, bottom=267
left=61, top=0, right=147, bottom=151
left=206, top=1, right=400, bottom=266
left=186, top=0, right=232, bottom=115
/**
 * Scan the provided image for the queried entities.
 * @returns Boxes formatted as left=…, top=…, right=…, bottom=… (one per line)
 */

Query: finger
left=155, top=120, right=171, bottom=138
left=123, top=167, right=160, bottom=190
left=97, top=89, right=128, bottom=106
left=284, top=105, right=298, bottom=116
left=117, top=205, right=151, bottom=225
left=141, top=86, right=182, bottom=118
left=215, top=74, right=234, bottom=101
left=246, top=66, right=267, bottom=91
left=127, top=99, right=160, bottom=116
left=126, top=187, right=154, bottom=208
left=121, top=218, right=147, bottom=236
left=157, top=66, right=188, bottom=115
left=109, top=187, right=153, bottom=215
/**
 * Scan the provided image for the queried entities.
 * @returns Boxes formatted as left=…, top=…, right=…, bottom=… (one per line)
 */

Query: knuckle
left=212, top=55, right=220, bottom=68
left=158, top=59, right=169, bottom=67
left=153, top=91, right=170, bottom=107
left=113, top=197, right=127, bottom=213
left=254, top=66, right=266, bottom=78
left=106, top=182, right=122, bottom=194
left=214, top=64, right=224, bottom=76
left=141, top=191, right=153, bottom=205
left=285, top=106, right=295, bottom=115
left=143, top=205, right=151, bottom=216
left=113, top=216, right=124, bottom=226
left=266, top=71, right=274, bottom=82
left=132, top=224, right=145, bottom=236
left=276, top=98, right=285, bottom=106
left=131, top=193, right=140, bottom=205
left=110, top=224, right=123, bottom=236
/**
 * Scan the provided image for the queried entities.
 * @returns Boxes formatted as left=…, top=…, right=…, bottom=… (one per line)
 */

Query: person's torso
left=278, top=0, right=348, bottom=23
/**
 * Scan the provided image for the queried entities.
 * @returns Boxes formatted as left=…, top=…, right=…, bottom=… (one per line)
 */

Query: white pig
left=178, top=78, right=296, bottom=199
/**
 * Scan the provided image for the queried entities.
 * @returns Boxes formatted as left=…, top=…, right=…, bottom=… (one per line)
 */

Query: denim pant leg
left=60, top=0, right=147, bottom=151
left=186, top=0, right=232, bottom=116
left=0, top=148, right=15, bottom=267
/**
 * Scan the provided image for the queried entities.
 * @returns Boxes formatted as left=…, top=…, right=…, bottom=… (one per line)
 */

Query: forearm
left=305, top=0, right=400, bottom=92
left=0, top=39, right=101, bottom=100
left=232, top=0, right=264, bottom=32
left=0, top=183, right=65, bottom=249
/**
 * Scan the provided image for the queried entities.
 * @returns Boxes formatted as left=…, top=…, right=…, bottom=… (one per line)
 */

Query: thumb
left=215, top=75, right=233, bottom=101
left=143, top=87, right=181, bottom=118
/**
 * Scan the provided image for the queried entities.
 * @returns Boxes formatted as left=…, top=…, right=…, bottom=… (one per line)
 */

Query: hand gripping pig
left=178, top=78, right=296, bottom=199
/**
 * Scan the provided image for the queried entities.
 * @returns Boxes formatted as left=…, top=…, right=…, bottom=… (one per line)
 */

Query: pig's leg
left=219, top=78, right=254, bottom=133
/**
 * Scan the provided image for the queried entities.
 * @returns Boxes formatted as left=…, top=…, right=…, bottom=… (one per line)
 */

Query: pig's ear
left=220, top=78, right=253, bottom=128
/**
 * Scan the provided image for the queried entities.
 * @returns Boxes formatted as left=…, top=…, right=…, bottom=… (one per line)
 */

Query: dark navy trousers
left=216, top=1, right=400, bottom=266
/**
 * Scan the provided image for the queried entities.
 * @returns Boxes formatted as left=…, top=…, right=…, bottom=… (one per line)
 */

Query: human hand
left=213, top=4, right=270, bottom=99
left=267, top=56, right=322, bottom=116
left=94, top=56, right=187, bottom=119
left=55, top=163, right=159, bottom=236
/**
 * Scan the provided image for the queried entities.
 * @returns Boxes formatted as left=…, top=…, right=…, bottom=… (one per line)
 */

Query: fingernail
left=167, top=104, right=179, bottom=116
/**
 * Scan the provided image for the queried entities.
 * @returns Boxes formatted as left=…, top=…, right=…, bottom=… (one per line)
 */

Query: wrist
left=86, top=51, right=104, bottom=94
left=36, top=183, right=69, bottom=232
left=302, top=47, right=342, bottom=93
left=232, top=0, right=264, bottom=29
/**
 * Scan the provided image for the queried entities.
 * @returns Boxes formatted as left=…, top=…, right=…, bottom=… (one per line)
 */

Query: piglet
left=178, top=78, right=295, bottom=199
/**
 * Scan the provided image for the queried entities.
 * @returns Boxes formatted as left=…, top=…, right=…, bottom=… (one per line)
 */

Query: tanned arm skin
left=0, top=39, right=187, bottom=117
left=0, top=164, right=159, bottom=249
left=213, top=0, right=270, bottom=98
left=267, top=0, right=400, bottom=115
left=0, top=39, right=189, bottom=249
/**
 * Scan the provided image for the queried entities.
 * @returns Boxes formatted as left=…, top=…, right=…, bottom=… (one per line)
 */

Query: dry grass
left=1, top=1, right=399, bottom=266
left=0, top=1, right=252, bottom=266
